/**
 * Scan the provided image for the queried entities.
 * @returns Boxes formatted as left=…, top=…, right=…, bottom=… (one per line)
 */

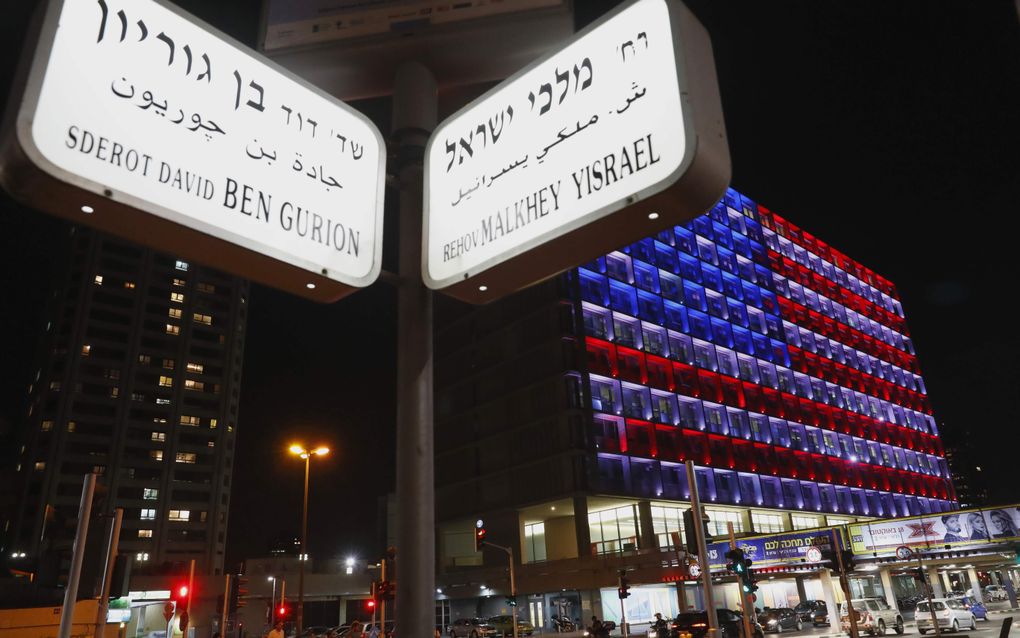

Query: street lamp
left=288, top=443, right=329, bottom=637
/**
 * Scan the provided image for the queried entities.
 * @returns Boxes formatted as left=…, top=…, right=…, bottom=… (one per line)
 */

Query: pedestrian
left=268, top=622, right=285, bottom=638
left=348, top=621, right=362, bottom=638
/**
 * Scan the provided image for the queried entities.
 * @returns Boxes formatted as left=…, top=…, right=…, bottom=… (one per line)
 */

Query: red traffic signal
left=474, top=526, right=487, bottom=552
left=366, top=599, right=376, bottom=610
left=278, top=602, right=289, bottom=618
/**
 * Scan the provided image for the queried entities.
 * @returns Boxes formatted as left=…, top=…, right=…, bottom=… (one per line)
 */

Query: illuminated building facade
left=434, top=187, right=955, bottom=625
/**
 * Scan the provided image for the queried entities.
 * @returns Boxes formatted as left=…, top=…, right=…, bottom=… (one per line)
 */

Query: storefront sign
left=706, top=528, right=843, bottom=572
left=424, top=0, right=729, bottom=303
left=1, top=0, right=385, bottom=301
left=848, top=504, right=1020, bottom=555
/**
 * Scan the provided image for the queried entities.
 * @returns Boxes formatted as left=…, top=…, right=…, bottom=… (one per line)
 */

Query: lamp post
left=268, top=576, right=276, bottom=626
left=288, top=444, right=329, bottom=637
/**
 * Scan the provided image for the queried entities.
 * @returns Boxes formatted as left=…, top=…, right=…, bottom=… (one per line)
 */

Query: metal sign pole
left=685, top=461, right=717, bottom=636
left=58, top=473, right=97, bottom=638
left=96, top=507, right=124, bottom=638
left=831, top=529, right=860, bottom=638
left=391, top=61, right=438, bottom=638
left=918, top=554, right=942, bottom=638
left=222, top=574, right=232, bottom=638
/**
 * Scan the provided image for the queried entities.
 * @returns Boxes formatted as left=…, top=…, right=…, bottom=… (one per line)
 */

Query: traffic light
left=278, top=601, right=289, bottom=619
left=377, top=580, right=394, bottom=601
left=236, top=575, right=249, bottom=609
left=740, top=559, right=757, bottom=595
left=172, top=582, right=191, bottom=610
left=505, top=597, right=517, bottom=607
left=725, top=548, right=746, bottom=574
left=683, top=509, right=712, bottom=555
left=366, top=599, right=376, bottom=611
left=474, top=522, right=487, bottom=552
left=617, top=571, right=631, bottom=599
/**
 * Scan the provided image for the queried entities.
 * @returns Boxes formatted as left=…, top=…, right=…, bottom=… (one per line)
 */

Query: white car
left=983, top=585, right=1008, bottom=602
left=916, top=599, right=977, bottom=634
left=840, top=598, right=904, bottom=636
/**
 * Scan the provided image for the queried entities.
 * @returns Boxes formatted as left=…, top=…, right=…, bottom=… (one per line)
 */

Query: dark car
left=793, top=600, right=829, bottom=626
left=757, top=608, right=802, bottom=633
left=671, top=609, right=764, bottom=638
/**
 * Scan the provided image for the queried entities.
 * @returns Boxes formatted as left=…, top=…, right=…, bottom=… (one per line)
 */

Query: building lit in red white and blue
left=433, top=187, right=955, bottom=626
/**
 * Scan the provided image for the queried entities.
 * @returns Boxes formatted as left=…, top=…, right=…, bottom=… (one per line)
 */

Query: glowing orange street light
left=287, top=443, right=330, bottom=636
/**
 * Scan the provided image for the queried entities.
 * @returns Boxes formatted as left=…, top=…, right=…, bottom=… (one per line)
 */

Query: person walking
left=268, top=622, right=285, bottom=638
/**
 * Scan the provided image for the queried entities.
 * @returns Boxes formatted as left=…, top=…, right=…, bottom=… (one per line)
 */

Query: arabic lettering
left=536, top=114, right=599, bottom=162
left=616, top=83, right=647, bottom=114
left=109, top=78, right=226, bottom=140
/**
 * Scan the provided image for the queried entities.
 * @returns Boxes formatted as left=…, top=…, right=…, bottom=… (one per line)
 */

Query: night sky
left=1, top=1, right=1018, bottom=570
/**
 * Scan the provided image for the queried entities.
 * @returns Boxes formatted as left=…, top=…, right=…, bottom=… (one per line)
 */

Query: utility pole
left=481, top=542, right=518, bottom=638
left=222, top=574, right=232, bottom=638
left=57, top=473, right=96, bottom=638
left=917, top=553, right=942, bottom=638
left=391, top=61, right=438, bottom=638
left=685, top=461, right=717, bottom=636
left=95, top=507, right=124, bottom=638
left=380, top=557, right=387, bottom=632
left=832, top=529, right=860, bottom=638
left=727, top=523, right=753, bottom=638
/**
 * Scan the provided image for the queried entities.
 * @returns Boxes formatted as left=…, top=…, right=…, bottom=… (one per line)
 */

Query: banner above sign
left=423, top=0, right=730, bottom=303
left=1, top=0, right=385, bottom=301
left=848, top=505, right=1020, bottom=555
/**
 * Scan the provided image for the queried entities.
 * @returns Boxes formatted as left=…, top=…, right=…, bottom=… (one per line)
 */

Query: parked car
left=983, top=585, right=1008, bottom=602
left=302, top=627, right=332, bottom=638
left=840, top=598, right=905, bottom=636
left=671, top=609, right=764, bottom=638
left=485, top=616, right=534, bottom=637
left=757, top=608, right=801, bottom=633
left=359, top=621, right=395, bottom=638
left=916, top=598, right=977, bottom=634
left=793, top=600, right=829, bottom=626
left=947, top=595, right=987, bottom=621
left=449, top=618, right=497, bottom=638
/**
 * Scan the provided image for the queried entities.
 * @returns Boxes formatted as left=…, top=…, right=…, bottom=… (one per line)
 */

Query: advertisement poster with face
left=848, top=504, right=1020, bottom=554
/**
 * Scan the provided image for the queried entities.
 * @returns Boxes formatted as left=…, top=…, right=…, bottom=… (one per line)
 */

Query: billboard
left=705, top=528, right=845, bottom=572
left=848, top=505, right=1020, bottom=555
left=423, top=0, right=729, bottom=303
left=1, top=0, right=385, bottom=301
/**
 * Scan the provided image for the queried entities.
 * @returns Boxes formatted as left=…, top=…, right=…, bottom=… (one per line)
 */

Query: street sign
left=0, top=0, right=385, bottom=302
left=895, top=545, right=913, bottom=560
left=805, top=547, right=823, bottom=563
left=688, top=562, right=701, bottom=578
left=424, top=0, right=729, bottom=303
left=163, top=602, right=175, bottom=623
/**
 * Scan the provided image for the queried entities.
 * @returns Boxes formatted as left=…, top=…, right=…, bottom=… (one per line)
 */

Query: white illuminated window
left=138, top=529, right=153, bottom=538
left=168, top=308, right=182, bottom=319
left=140, top=509, right=156, bottom=520
left=175, top=260, right=189, bottom=271
left=169, top=509, right=191, bottom=521
left=171, top=292, right=185, bottom=303
left=143, top=488, right=159, bottom=500
left=155, top=398, right=171, bottom=405
left=193, top=313, right=212, bottom=326
left=791, top=515, right=821, bottom=530
left=136, top=553, right=150, bottom=562
left=94, top=275, right=103, bottom=285
left=752, top=512, right=786, bottom=534
left=151, top=432, right=165, bottom=442
left=186, top=362, right=204, bottom=374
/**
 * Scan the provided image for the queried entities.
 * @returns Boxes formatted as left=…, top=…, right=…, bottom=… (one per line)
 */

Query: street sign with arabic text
left=424, top=0, right=730, bottom=303
left=1, top=0, right=384, bottom=301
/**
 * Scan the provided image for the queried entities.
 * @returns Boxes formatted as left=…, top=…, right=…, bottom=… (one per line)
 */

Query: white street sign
left=424, top=0, right=729, bottom=303
left=1, top=0, right=385, bottom=301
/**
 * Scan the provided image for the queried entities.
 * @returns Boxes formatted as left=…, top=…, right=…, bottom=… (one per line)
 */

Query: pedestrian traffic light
left=473, top=520, right=485, bottom=551
left=739, top=559, right=757, bottom=595
left=725, top=548, right=746, bottom=574
left=377, top=580, right=394, bottom=601
left=172, top=582, right=191, bottom=610
left=617, top=571, right=631, bottom=599
left=236, top=575, right=248, bottom=609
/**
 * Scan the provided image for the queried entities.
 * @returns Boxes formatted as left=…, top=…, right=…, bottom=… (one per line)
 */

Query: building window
left=186, top=362, right=204, bottom=374
left=791, top=515, right=821, bottom=530
left=588, top=505, right=639, bottom=555
left=143, top=488, right=159, bottom=500
left=140, top=509, right=156, bottom=520
left=184, top=380, right=204, bottom=392
left=197, top=282, right=216, bottom=293
left=34, top=462, right=45, bottom=471
left=168, top=308, right=182, bottom=319
left=166, top=324, right=179, bottom=336
left=136, top=552, right=150, bottom=562
left=41, top=420, right=53, bottom=432
left=175, top=452, right=197, bottom=464
left=155, top=398, right=170, bottom=405
left=150, top=451, right=163, bottom=462
left=175, top=260, right=189, bottom=271
left=209, top=419, right=218, bottom=429
left=82, top=344, right=91, bottom=356
left=751, top=512, right=786, bottom=534
left=173, top=278, right=186, bottom=287
left=171, top=292, right=185, bottom=303
left=151, top=431, right=165, bottom=442
left=138, top=529, right=153, bottom=538
left=180, top=415, right=200, bottom=427
left=49, top=381, right=61, bottom=391
left=169, top=509, right=190, bottom=521
left=826, top=516, right=855, bottom=526
left=523, top=523, right=547, bottom=562
left=138, top=355, right=151, bottom=364
left=193, top=313, right=212, bottom=325
left=109, top=387, right=120, bottom=398
left=158, top=376, right=173, bottom=388
left=94, top=275, right=103, bottom=285
left=124, top=281, right=136, bottom=289
left=705, top=509, right=744, bottom=536
left=67, top=422, right=76, bottom=432
left=651, top=505, right=687, bottom=550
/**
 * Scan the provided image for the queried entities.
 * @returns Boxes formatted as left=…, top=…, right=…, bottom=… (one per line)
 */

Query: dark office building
left=433, top=188, right=954, bottom=627
left=2, top=228, right=247, bottom=578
